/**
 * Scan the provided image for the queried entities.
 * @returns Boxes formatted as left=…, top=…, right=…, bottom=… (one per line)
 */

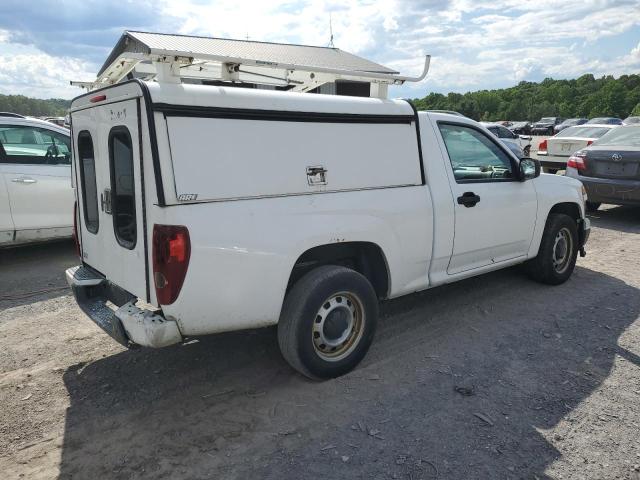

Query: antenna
left=328, top=13, right=335, bottom=48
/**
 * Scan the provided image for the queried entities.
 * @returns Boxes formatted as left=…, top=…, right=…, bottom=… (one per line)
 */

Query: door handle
left=457, top=191, right=481, bottom=207
left=11, top=177, right=37, bottom=184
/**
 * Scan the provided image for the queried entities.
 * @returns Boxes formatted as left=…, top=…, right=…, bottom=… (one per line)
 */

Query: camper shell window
left=108, top=126, right=136, bottom=249
left=77, top=131, right=99, bottom=234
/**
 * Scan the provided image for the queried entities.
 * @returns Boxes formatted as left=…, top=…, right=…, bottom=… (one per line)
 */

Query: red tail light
left=72, top=201, right=81, bottom=258
left=586, top=140, right=593, bottom=146
left=567, top=151, right=587, bottom=171
left=152, top=225, right=191, bottom=305
left=538, top=139, right=548, bottom=153
left=90, top=94, right=106, bottom=103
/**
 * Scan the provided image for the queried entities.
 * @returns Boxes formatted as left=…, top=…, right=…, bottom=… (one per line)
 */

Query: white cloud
left=0, top=42, right=94, bottom=98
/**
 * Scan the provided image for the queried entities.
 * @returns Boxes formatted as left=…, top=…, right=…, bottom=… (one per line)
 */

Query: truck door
left=436, top=122, right=537, bottom=275
left=0, top=125, right=73, bottom=240
left=72, top=97, right=148, bottom=301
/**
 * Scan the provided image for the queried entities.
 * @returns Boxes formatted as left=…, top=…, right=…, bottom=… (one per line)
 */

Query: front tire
left=525, top=213, right=579, bottom=285
left=278, top=265, right=378, bottom=380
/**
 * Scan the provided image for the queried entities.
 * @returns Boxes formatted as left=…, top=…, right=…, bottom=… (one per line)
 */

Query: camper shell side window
left=108, top=126, right=137, bottom=250
left=77, top=131, right=99, bottom=234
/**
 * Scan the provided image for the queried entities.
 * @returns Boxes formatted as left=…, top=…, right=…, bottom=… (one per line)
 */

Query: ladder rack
left=71, top=31, right=430, bottom=99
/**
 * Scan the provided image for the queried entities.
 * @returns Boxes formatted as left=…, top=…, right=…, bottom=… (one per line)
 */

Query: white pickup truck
left=66, top=80, right=590, bottom=379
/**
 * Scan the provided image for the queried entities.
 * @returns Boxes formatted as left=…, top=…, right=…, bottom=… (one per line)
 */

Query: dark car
left=586, top=117, right=623, bottom=125
left=623, top=116, right=640, bottom=125
left=565, top=125, right=640, bottom=211
left=531, top=117, right=564, bottom=135
left=554, top=118, right=588, bottom=134
left=508, top=121, right=532, bottom=135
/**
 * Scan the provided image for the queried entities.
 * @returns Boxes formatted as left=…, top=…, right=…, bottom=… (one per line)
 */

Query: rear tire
left=525, top=213, right=578, bottom=285
left=278, top=265, right=378, bottom=380
left=585, top=201, right=601, bottom=212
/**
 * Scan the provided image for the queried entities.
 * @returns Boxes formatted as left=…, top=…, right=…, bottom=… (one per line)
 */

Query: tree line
left=411, top=74, right=640, bottom=122
left=0, top=93, right=71, bottom=117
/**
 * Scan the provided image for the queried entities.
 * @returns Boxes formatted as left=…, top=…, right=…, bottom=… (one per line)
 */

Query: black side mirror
left=519, top=157, right=540, bottom=181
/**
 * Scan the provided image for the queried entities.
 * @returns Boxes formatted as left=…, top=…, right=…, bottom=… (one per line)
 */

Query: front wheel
left=525, top=213, right=579, bottom=285
left=278, top=265, right=378, bottom=380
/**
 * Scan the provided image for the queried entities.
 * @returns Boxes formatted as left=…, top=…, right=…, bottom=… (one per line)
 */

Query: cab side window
left=0, top=125, right=71, bottom=165
left=438, top=123, right=514, bottom=182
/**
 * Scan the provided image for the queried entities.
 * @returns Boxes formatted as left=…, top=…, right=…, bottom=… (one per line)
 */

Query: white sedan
left=0, top=114, right=73, bottom=246
left=536, top=124, right=617, bottom=173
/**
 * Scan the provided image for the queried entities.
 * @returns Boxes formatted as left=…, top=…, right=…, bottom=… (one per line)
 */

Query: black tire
left=278, top=265, right=378, bottom=380
left=585, top=201, right=601, bottom=213
left=525, top=213, right=579, bottom=285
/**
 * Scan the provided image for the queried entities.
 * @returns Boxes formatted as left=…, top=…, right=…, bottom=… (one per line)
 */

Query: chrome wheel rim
left=312, top=292, right=364, bottom=362
left=552, top=227, right=573, bottom=274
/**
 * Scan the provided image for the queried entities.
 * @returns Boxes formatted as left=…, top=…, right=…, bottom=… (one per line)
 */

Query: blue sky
left=0, top=0, right=638, bottom=99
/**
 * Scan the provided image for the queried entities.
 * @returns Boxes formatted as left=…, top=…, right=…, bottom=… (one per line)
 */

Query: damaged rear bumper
left=65, top=265, right=182, bottom=348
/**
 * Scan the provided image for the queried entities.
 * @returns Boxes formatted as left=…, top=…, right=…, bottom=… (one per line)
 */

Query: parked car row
left=500, top=116, right=638, bottom=136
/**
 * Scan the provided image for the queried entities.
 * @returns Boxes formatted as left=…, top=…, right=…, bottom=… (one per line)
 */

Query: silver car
left=481, top=122, right=531, bottom=158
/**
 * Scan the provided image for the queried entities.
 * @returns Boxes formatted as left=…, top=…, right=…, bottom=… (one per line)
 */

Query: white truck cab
left=66, top=79, right=590, bottom=379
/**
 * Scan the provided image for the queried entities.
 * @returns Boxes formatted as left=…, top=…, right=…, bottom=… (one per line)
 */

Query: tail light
left=72, top=201, right=81, bottom=258
left=152, top=225, right=191, bottom=305
left=538, top=139, right=548, bottom=154
left=567, top=150, right=587, bottom=171
left=586, top=140, right=594, bottom=146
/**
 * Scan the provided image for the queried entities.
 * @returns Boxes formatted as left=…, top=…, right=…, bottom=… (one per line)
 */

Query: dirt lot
left=1, top=206, right=639, bottom=480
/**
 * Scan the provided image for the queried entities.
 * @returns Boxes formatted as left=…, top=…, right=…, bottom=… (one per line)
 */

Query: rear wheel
left=585, top=201, right=601, bottom=213
left=525, top=213, right=578, bottom=285
left=278, top=265, right=378, bottom=380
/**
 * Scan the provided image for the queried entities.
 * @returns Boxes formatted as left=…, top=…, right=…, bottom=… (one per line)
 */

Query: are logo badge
left=611, top=153, right=623, bottom=162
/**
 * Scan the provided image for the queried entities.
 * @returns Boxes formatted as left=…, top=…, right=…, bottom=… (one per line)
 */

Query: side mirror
left=519, top=157, right=540, bottom=181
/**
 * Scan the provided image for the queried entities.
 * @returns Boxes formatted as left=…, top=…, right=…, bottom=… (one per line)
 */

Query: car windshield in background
left=555, top=126, right=611, bottom=138
left=623, top=117, right=640, bottom=124
left=540, top=117, right=555, bottom=122
left=587, top=117, right=621, bottom=125
left=593, top=126, right=640, bottom=147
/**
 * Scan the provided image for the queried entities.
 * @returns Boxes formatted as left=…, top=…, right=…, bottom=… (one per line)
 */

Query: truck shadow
left=0, top=240, right=76, bottom=310
left=587, top=205, right=640, bottom=234
left=57, top=266, right=639, bottom=479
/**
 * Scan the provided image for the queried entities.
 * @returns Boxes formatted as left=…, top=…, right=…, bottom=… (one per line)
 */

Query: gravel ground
left=0, top=205, right=639, bottom=480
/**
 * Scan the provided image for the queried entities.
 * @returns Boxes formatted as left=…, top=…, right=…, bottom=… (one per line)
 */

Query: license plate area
left=595, top=162, right=638, bottom=177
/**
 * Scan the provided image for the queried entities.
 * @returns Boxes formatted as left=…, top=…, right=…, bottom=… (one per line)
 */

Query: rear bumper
left=66, top=265, right=182, bottom=348
left=566, top=170, right=640, bottom=205
left=536, top=153, right=568, bottom=168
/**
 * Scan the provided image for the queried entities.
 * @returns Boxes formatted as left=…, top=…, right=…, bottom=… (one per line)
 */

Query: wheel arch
left=548, top=202, right=581, bottom=223
left=287, top=241, right=391, bottom=300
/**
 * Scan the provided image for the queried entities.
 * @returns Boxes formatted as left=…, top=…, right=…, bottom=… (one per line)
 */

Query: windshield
left=540, top=117, right=555, bottom=122
left=555, top=126, right=611, bottom=139
left=624, top=117, right=640, bottom=124
left=593, top=126, right=640, bottom=147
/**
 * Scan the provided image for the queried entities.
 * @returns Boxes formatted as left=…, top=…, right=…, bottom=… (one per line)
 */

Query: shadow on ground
left=0, top=240, right=76, bottom=310
left=57, top=263, right=639, bottom=479
left=587, top=205, right=640, bottom=234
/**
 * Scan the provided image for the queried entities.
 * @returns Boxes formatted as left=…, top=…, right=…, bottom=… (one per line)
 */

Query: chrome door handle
left=11, top=177, right=37, bottom=184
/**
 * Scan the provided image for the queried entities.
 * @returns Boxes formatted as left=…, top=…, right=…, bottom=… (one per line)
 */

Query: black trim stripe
left=153, top=103, right=415, bottom=124
left=135, top=80, right=166, bottom=207
left=136, top=98, right=151, bottom=303
left=406, top=101, right=426, bottom=185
